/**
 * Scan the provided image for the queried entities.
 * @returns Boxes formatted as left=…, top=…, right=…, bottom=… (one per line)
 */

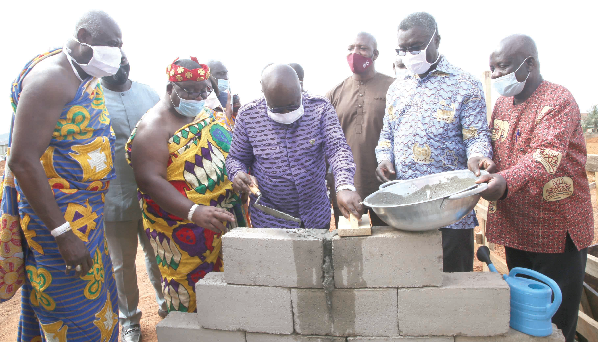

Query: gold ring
left=66, top=265, right=72, bottom=270
left=75, top=265, right=82, bottom=272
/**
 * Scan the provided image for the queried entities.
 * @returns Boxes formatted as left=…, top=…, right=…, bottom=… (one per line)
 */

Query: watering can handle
left=510, top=267, right=562, bottom=319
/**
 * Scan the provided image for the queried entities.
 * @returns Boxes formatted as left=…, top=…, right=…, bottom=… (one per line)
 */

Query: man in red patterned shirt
left=477, top=34, right=594, bottom=342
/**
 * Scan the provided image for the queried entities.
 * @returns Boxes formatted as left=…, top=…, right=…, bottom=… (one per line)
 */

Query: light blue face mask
left=172, top=88, right=205, bottom=117
left=217, top=78, right=229, bottom=93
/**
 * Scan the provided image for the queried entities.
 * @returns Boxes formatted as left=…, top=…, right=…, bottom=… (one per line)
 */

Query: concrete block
left=247, top=333, right=346, bottom=341
left=196, top=272, right=294, bottom=334
left=348, top=338, right=453, bottom=341
left=455, top=324, right=565, bottom=341
left=333, top=227, right=442, bottom=288
left=398, top=272, right=510, bottom=336
left=223, top=228, right=329, bottom=288
left=156, top=311, right=246, bottom=342
left=291, top=288, right=399, bottom=337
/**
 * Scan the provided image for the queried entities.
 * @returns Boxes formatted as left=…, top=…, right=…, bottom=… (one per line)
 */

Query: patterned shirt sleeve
left=375, top=83, right=395, bottom=164
left=322, top=101, right=356, bottom=189
left=460, top=80, right=493, bottom=160
left=499, top=94, right=579, bottom=197
left=225, top=111, right=253, bottom=182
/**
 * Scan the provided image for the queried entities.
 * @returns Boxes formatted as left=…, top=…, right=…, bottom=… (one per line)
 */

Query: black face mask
left=103, top=63, right=130, bottom=85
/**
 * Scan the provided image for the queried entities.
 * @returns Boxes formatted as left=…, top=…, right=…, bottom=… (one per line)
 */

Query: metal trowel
left=249, top=184, right=302, bottom=223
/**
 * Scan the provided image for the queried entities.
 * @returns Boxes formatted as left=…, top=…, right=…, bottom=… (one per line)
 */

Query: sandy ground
left=587, top=142, right=598, bottom=155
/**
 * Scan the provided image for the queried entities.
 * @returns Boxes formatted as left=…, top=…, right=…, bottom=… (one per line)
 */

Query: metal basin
left=363, top=170, right=488, bottom=232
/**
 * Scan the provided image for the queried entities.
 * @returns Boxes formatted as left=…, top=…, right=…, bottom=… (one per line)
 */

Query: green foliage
left=583, top=105, right=598, bottom=131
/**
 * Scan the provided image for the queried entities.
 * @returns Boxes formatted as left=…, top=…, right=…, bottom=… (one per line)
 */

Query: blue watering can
left=477, top=246, right=562, bottom=337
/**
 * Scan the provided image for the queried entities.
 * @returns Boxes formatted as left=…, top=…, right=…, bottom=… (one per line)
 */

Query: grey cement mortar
left=322, top=231, right=337, bottom=317
left=455, top=324, right=565, bottom=341
left=368, top=177, right=476, bottom=206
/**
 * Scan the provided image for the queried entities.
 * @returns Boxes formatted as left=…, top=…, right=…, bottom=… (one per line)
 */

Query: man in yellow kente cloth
left=126, top=57, right=244, bottom=313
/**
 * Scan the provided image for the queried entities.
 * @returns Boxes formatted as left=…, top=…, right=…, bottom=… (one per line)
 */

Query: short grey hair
left=398, top=12, right=438, bottom=36
left=73, top=10, right=113, bottom=38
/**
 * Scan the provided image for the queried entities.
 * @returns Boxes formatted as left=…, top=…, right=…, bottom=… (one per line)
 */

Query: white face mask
left=492, top=57, right=531, bottom=97
left=64, top=38, right=122, bottom=78
left=267, top=101, right=304, bottom=124
left=402, top=28, right=440, bottom=75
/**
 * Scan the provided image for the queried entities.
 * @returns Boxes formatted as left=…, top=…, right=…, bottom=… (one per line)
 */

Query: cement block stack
left=157, top=227, right=565, bottom=342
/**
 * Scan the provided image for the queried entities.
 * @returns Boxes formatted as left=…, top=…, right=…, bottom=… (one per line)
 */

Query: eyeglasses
left=267, top=103, right=301, bottom=114
left=395, top=28, right=437, bottom=57
left=172, top=82, right=212, bottom=100
left=395, top=44, right=428, bottom=56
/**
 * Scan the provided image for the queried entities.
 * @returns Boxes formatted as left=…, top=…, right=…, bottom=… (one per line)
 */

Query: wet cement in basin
left=369, top=176, right=477, bottom=206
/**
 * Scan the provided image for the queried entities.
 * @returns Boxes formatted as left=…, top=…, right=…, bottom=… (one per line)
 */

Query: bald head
left=288, top=63, right=304, bottom=81
left=356, top=32, right=377, bottom=50
left=74, top=11, right=120, bottom=40
left=490, top=34, right=541, bottom=79
left=261, top=64, right=302, bottom=109
left=489, top=34, right=543, bottom=100
left=207, top=60, right=228, bottom=79
left=496, top=34, right=539, bottom=62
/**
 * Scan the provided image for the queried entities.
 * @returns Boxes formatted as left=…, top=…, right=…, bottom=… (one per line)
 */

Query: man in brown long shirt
left=327, top=32, right=395, bottom=227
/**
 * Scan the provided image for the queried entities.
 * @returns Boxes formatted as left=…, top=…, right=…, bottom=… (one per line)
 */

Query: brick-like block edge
left=398, top=272, right=510, bottom=336
left=333, top=227, right=442, bottom=288
left=157, top=311, right=246, bottom=342
left=223, top=228, right=327, bottom=288
left=348, top=337, right=454, bottom=341
left=247, top=333, right=346, bottom=341
left=196, top=272, right=294, bottom=334
left=455, top=324, right=565, bottom=341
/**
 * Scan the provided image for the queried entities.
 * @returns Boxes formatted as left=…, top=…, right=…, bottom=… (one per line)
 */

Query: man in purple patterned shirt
left=226, top=64, right=362, bottom=229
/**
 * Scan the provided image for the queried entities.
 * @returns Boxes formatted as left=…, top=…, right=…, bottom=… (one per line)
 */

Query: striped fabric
left=9, top=48, right=118, bottom=342
left=226, top=94, right=355, bottom=229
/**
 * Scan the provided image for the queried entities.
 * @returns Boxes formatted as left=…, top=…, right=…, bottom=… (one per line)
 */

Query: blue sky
left=1, top=0, right=597, bottom=135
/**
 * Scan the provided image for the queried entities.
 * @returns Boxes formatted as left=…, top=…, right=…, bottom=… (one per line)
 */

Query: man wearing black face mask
left=326, top=32, right=394, bottom=228
left=101, top=52, right=166, bottom=342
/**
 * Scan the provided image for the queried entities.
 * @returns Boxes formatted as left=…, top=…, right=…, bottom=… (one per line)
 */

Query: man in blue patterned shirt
left=375, top=12, right=493, bottom=272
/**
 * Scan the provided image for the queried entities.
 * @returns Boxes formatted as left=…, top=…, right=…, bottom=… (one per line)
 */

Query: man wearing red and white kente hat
left=125, top=57, right=246, bottom=313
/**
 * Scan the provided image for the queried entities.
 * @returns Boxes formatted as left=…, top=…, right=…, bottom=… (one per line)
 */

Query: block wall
left=157, top=227, right=565, bottom=342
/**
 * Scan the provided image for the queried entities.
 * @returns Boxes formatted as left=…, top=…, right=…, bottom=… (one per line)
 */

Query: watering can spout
left=476, top=246, right=500, bottom=274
